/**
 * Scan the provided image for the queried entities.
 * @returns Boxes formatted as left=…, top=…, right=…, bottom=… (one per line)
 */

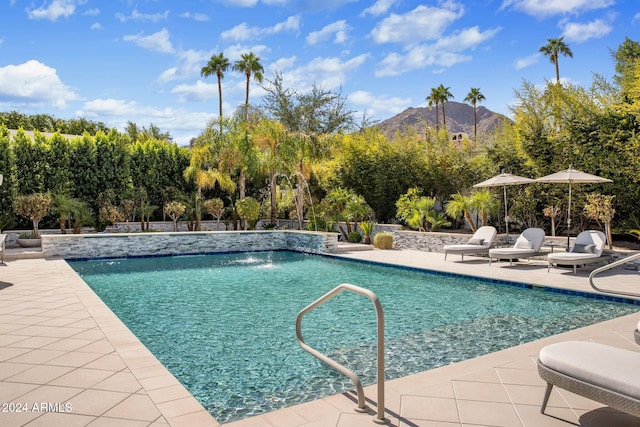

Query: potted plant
left=13, top=192, right=53, bottom=247
left=360, top=221, right=374, bottom=244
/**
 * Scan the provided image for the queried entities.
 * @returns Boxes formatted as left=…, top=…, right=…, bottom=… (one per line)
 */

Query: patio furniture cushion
left=539, top=341, right=640, bottom=399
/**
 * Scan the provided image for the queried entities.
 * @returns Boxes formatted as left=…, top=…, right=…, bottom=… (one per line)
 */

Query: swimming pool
left=69, top=251, right=639, bottom=423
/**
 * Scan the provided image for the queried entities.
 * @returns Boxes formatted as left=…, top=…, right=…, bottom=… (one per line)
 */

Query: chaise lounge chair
left=538, top=341, right=640, bottom=418
left=547, top=230, right=610, bottom=274
left=488, top=228, right=545, bottom=266
left=443, top=226, right=497, bottom=262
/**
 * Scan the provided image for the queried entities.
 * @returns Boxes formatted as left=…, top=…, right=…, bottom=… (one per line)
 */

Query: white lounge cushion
left=467, top=237, right=484, bottom=245
left=443, top=244, right=490, bottom=252
left=489, top=248, right=536, bottom=257
left=548, top=252, right=601, bottom=262
left=514, top=236, right=534, bottom=249
left=539, top=341, right=640, bottom=399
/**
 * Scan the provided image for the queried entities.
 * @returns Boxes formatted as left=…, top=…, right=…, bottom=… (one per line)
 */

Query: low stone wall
left=41, top=230, right=338, bottom=260
left=390, top=229, right=573, bottom=252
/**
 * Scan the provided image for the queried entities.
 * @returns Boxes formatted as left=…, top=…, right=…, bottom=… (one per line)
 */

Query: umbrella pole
left=503, top=185, right=509, bottom=243
left=566, top=182, right=572, bottom=248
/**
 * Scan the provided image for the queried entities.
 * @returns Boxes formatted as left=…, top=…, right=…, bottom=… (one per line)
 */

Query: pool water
left=69, top=251, right=639, bottom=423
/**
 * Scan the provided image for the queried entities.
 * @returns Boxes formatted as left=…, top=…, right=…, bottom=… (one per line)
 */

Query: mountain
left=376, top=101, right=511, bottom=141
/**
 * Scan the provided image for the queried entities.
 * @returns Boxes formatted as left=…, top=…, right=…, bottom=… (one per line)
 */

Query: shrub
left=347, top=231, right=362, bottom=243
left=373, top=232, right=393, bottom=249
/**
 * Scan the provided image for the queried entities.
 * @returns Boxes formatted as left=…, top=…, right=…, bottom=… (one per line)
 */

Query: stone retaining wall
left=41, top=230, right=338, bottom=259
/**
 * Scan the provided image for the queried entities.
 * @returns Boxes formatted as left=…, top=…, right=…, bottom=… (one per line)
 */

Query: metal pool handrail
left=589, top=252, right=640, bottom=297
left=295, top=283, right=387, bottom=424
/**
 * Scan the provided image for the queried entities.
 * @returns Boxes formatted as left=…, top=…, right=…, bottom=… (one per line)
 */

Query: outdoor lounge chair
left=547, top=230, right=610, bottom=274
left=443, top=226, right=497, bottom=261
left=488, top=227, right=545, bottom=266
left=538, top=341, right=640, bottom=418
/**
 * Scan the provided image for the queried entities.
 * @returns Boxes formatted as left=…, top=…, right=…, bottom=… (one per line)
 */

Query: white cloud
left=224, top=44, right=269, bottom=62
left=375, top=26, right=499, bottom=76
left=276, top=54, right=369, bottom=93
left=90, top=22, right=102, bottom=30
left=123, top=28, right=174, bottom=54
left=501, top=0, right=615, bottom=18
left=347, top=90, right=410, bottom=118
left=180, top=12, right=209, bottom=22
left=0, top=60, right=77, bottom=109
left=115, top=8, right=169, bottom=23
left=157, top=49, right=211, bottom=84
left=27, top=0, right=80, bottom=21
left=306, top=20, right=348, bottom=45
left=514, top=53, right=540, bottom=69
left=634, top=12, right=640, bottom=23
left=370, top=3, right=464, bottom=44
left=561, top=18, right=612, bottom=42
left=84, top=8, right=99, bottom=16
left=362, top=0, right=399, bottom=17
left=221, top=15, right=300, bottom=42
left=171, top=80, right=218, bottom=102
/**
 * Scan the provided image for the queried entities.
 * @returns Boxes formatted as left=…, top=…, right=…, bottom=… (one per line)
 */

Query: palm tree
left=539, top=37, right=573, bottom=83
left=426, top=87, right=441, bottom=131
left=445, top=192, right=476, bottom=232
left=201, top=52, right=230, bottom=131
left=437, top=84, right=454, bottom=129
left=464, top=87, right=486, bottom=141
left=470, top=189, right=498, bottom=227
left=233, top=52, right=264, bottom=122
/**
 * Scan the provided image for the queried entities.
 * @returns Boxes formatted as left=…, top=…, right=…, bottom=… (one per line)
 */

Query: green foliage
left=347, top=231, right=362, bottom=243
left=396, top=188, right=437, bottom=231
left=13, top=192, right=52, bottom=237
left=373, top=232, right=393, bottom=249
left=235, top=196, right=261, bottom=229
left=165, top=201, right=187, bottom=232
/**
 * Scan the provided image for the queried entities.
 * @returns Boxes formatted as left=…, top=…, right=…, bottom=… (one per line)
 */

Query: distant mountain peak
left=376, top=101, right=510, bottom=141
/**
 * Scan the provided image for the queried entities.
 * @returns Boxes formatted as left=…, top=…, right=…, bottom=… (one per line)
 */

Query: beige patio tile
left=261, top=406, right=309, bottom=427
left=452, top=380, right=511, bottom=403
left=146, top=384, right=194, bottom=404
left=0, top=347, right=31, bottom=362
left=83, top=353, right=127, bottom=371
left=88, top=417, right=153, bottom=426
left=495, top=366, right=546, bottom=386
left=15, top=384, right=84, bottom=406
left=46, top=350, right=103, bottom=368
left=156, top=396, right=208, bottom=419
left=71, top=328, right=106, bottom=341
left=6, top=364, right=74, bottom=384
left=0, top=381, right=39, bottom=401
left=5, top=348, right=67, bottom=364
left=7, top=335, right=60, bottom=349
left=400, top=395, right=459, bottom=423
left=167, top=410, right=218, bottom=427
left=139, top=373, right=181, bottom=391
left=457, top=400, right=522, bottom=426
left=103, top=393, right=162, bottom=421
left=0, top=362, right=36, bottom=381
left=48, top=367, right=115, bottom=388
left=92, top=371, right=143, bottom=393
left=0, top=409, right=42, bottom=425
left=19, top=411, right=96, bottom=426
left=64, top=389, right=130, bottom=416
left=41, top=337, right=95, bottom=352
left=76, top=338, right=115, bottom=354
left=515, top=403, right=582, bottom=427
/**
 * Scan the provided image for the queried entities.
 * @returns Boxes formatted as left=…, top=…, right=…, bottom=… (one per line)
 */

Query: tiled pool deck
left=1, top=247, right=639, bottom=427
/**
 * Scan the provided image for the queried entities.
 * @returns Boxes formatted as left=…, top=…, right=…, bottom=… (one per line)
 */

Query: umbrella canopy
left=473, top=172, right=534, bottom=242
left=535, top=166, right=613, bottom=246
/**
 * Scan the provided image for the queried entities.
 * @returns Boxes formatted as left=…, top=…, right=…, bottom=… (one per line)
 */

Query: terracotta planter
left=17, top=238, right=41, bottom=248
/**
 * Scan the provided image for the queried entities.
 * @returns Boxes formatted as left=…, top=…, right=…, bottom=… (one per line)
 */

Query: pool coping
left=1, top=249, right=639, bottom=426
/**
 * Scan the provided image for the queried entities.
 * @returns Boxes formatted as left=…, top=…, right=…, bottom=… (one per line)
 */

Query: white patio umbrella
left=473, top=171, right=534, bottom=242
left=535, top=166, right=612, bottom=247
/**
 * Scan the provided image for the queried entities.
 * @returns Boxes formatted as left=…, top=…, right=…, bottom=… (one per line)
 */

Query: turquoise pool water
left=69, top=251, right=639, bottom=423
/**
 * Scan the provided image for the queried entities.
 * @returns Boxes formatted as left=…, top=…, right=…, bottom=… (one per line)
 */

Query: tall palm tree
left=201, top=52, right=230, bottom=131
left=464, top=87, right=486, bottom=141
left=437, top=84, right=454, bottom=129
left=539, top=37, right=573, bottom=83
left=426, top=88, right=440, bottom=131
left=233, top=52, right=264, bottom=122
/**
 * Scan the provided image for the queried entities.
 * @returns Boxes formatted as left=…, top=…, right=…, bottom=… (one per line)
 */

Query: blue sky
left=0, top=0, right=638, bottom=144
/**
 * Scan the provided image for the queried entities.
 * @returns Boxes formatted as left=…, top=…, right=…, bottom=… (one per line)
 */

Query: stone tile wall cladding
left=42, top=230, right=338, bottom=259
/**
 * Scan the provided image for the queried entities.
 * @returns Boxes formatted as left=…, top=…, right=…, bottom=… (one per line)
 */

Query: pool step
left=336, top=242, right=374, bottom=252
